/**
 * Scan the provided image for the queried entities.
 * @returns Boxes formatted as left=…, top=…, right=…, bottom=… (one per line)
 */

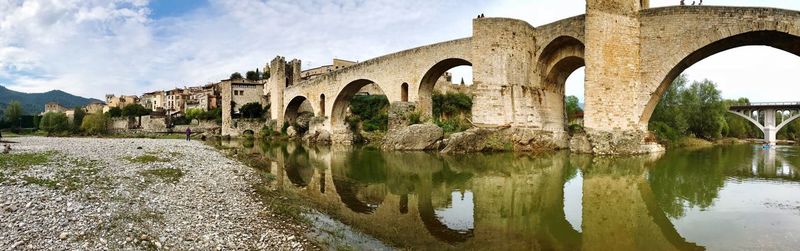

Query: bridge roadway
left=220, top=0, right=800, bottom=155
left=729, top=102, right=800, bottom=145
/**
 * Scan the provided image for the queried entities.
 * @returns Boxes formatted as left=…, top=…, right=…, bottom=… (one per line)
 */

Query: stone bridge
left=260, top=0, right=800, bottom=154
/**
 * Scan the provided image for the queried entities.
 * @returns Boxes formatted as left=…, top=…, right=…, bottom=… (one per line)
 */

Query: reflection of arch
left=538, top=36, right=585, bottom=129
left=401, top=83, right=409, bottom=102
left=639, top=181, right=705, bottom=251
left=242, top=130, right=255, bottom=136
left=418, top=58, right=472, bottom=116
left=642, top=31, right=800, bottom=122
left=331, top=79, right=379, bottom=130
left=417, top=191, right=474, bottom=243
left=332, top=177, right=382, bottom=214
left=285, top=96, right=312, bottom=125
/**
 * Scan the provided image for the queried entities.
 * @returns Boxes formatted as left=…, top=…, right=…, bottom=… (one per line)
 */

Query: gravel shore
left=0, top=137, right=313, bottom=250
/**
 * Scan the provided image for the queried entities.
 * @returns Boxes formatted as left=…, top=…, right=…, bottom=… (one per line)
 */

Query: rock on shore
left=0, top=137, right=313, bottom=250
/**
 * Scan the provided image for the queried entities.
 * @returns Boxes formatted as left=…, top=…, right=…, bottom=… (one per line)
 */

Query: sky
left=0, top=0, right=799, bottom=102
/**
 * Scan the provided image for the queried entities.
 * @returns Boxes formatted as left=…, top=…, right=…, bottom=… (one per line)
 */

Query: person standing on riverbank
left=185, top=128, right=192, bottom=141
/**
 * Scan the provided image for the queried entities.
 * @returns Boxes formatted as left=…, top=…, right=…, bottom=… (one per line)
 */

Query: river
left=213, top=140, right=800, bottom=250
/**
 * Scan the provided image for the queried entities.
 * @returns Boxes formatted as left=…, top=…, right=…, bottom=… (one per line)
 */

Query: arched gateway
left=235, top=0, right=800, bottom=154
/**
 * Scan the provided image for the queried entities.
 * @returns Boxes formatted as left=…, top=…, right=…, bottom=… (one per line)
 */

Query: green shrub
left=81, top=113, right=109, bottom=135
left=40, top=112, right=70, bottom=134
left=348, top=95, right=389, bottom=132
left=435, top=117, right=470, bottom=133
left=406, top=111, right=423, bottom=125
left=185, top=108, right=204, bottom=121
left=240, top=102, right=264, bottom=119
left=432, top=92, right=472, bottom=119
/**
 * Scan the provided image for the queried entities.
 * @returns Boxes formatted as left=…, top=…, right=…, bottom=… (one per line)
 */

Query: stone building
left=140, top=91, right=165, bottom=111
left=301, top=59, right=357, bottom=80
left=84, top=102, right=106, bottom=114
left=164, top=88, right=187, bottom=112
left=42, top=102, right=69, bottom=115
left=221, top=79, right=267, bottom=136
left=105, top=95, right=139, bottom=109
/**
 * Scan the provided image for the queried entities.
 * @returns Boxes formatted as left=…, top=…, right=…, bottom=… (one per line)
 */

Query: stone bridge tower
left=582, top=0, right=661, bottom=154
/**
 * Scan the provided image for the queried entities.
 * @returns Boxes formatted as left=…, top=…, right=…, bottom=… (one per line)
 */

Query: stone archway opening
left=401, top=83, right=409, bottom=102
left=284, top=96, right=315, bottom=136
left=538, top=36, right=586, bottom=133
left=418, top=58, right=473, bottom=118
left=331, top=79, right=389, bottom=138
left=642, top=31, right=800, bottom=142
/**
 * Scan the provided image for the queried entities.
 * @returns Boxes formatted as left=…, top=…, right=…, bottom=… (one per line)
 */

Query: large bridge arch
left=639, top=7, right=800, bottom=123
left=331, top=79, right=382, bottom=132
left=418, top=58, right=472, bottom=116
left=284, top=95, right=314, bottom=126
left=537, top=35, right=586, bottom=131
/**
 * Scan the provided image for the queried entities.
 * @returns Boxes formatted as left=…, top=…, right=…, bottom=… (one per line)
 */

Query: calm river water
left=215, top=140, right=800, bottom=250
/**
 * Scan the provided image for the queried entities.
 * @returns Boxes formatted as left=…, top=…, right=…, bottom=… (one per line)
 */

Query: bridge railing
left=729, top=102, right=800, bottom=109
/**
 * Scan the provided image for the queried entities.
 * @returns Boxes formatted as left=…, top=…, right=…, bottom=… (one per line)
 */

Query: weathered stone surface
left=569, top=133, right=593, bottom=154
left=303, top=130, right=332, bottom=144
left=388, top=101, right=416, bottom=132
left=442, top=127, right=566, bottom=154
left=382, top=124, right=443, bottom=151
left=286, top=126, right=297, bottom=138
left=586, top=129, right=664, bottom=155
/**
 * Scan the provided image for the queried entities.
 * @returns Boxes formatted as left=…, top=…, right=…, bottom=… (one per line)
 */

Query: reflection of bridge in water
left=729, top=102, right=800, bottom=145
left=238, top=141, right=719, bottom=250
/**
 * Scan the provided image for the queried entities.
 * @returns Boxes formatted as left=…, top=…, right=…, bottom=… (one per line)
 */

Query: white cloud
left=0, top=0, right=798, bottom=103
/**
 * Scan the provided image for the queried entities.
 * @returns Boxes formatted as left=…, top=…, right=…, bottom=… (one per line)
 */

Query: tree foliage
left=106, top=107, right=123, bottom=118
left=72, top=107, right=86, bottom=131
left=122, top=104, right=150, bottom=118
left=81, top=113, right=109, bottom=135
left=432, top=92, right=472, bottom=119
left=565, top=95, right=583, bottom=123
left=230, top=72, right=243, bottom=80
left=649, top=75, right=742, bottom=142
left=40, top=112, right=69, bottom=134
left=246, top=71, right=259, bottom=81
left=239, top=102, right=264, bottom=119
left=348, top=95, right=389, bottom=132
left=4, top=101, right=23, bottom=128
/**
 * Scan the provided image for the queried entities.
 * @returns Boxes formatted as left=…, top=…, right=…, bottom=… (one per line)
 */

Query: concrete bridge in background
left=233, top=0, right=800, bottom=154
left=729, top=102, right=800, bottom=145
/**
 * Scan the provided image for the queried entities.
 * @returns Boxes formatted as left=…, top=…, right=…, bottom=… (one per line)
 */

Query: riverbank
left=0, top=137, right=314, bottom=250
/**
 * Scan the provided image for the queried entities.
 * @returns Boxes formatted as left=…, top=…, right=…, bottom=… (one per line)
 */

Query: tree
left=40, top=112, right=69, bottom=134
left=106, top=107, right=123, bottom=118
left=246, top=70, right=259, bottom=81
left=121, top=104, right=150, bottom=118
left=230, top=72, right=243, bottom=80
left=81, top=113, right=109, bottom=135
left=72, top=107, right=86, bottom=131
left=239, top=102, right=264, bottom=119
left=261, top=69, right=270, bottom=80
left=4, top=101, right=23, bottom=129
left=185, top=108, right=204, bottom=121
left=565, top=95, right=583, bottom=122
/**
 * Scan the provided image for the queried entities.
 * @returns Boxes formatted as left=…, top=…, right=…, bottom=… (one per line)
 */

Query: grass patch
left=138, top=168, right=184, bottom=184
left=0, top=151, right=56, bottom=171
left=22, top=175, right=59, bottom=189
left=124, top=155, right=167, bottom=164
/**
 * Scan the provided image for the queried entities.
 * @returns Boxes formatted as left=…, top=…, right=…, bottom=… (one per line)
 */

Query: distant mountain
left=0, top=85, right=103, bottom=116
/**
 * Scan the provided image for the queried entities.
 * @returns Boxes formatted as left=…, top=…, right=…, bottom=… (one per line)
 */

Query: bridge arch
left=538, top=36, right=586, bottom=130
left=640, top=7, right=800, bottom=123
left=331, top=79, right=383, bottom=131
left=418, top=58, right=472, bottom=116
left=284, top=95, right=314, bottom=127
left=777, top=113, right=800, bottom=132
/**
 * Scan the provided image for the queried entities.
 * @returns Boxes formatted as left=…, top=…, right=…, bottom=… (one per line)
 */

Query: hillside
left=0, top=85, right=103, bottom=116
